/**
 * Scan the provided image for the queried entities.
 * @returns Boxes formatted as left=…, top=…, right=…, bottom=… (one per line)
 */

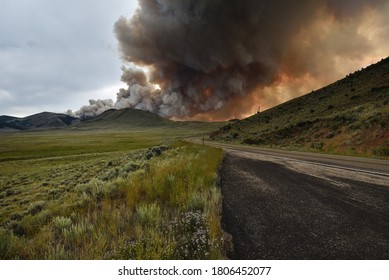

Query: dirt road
left=218, top=147, right=389, bottom=259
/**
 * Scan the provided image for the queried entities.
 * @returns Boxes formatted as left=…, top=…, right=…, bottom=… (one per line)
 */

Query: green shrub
left=119, top=161, right=143, bottom=175
left=75, top=192, right=93, bottom=208
left=231, top=132, right=239, bottom=139
left=62, top=220, right=93, bottom=247
left=45, top=244, right=69, bottom=260
left=10, top=210, right=53, bottom=238
left=101, top=168, right=119, bottom=181
left=48, top=187, right=65, bottom=200
left=53, top=216, right=72, bottom=235
left=311, top=142, right=324, bottom=150
left=144, top=145, right=170, bottom=160
left=136, top=203, right=160, bottom=226
left=75, top=178, right=107, bottom=202
left=242, top=137, right=265, bottom=145
left=373, top=146, right=389, bottom=157
left=0, top=229, right=11, bottom=258
left=117, top=230, right=175, bottom=260
left=7, top=221, right=25, bottom=237
left=188, top=193, right=205, bottom=211
left=27, top=201, right=46, bottom=215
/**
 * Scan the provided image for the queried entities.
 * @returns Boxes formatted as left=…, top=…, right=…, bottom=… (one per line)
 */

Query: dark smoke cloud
left=108, top=0, right=388, bottom=120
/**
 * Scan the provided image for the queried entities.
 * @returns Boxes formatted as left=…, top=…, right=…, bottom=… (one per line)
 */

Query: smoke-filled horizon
left=74, top=0, right=389, bottom=121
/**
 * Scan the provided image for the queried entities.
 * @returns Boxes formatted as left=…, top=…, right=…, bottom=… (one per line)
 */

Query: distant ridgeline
left=0, top=112, right=79, bottom=131
left=0, top=109, right=172, bottom=131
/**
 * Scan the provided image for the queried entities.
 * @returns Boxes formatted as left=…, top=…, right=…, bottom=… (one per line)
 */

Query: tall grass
left=0, top=141, right=225, bottom=259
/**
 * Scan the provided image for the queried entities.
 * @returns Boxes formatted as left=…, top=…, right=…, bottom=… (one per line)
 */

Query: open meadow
left=0, top=128, right=225, bottom=259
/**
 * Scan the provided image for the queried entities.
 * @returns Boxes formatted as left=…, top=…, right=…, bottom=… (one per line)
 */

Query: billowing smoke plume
left=75, top=0, right=389, bottom=120
left=115, top=67, right=163, bottom=113
left=72, top=99, right=114, bottom=120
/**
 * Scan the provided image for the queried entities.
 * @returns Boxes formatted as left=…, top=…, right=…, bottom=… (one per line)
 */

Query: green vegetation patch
left=0, top=131, right=161, bottom=161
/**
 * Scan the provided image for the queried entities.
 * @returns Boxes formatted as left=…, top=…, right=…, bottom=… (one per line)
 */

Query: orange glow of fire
left=202, top=86, right=214, bottom=98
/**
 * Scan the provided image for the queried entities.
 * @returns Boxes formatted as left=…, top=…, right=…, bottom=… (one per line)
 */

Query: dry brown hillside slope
left=211, top=57, right=389, bottom=158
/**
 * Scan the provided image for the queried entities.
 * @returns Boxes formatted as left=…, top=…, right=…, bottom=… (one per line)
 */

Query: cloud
left=0, top=89, right=13, bottom=101
left=0, top=0, right=137, bottom=117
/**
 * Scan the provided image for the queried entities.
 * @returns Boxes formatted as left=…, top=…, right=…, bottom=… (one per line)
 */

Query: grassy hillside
left=211, top=57, right=389, bottom=158
left=78, top=108, right=173, bottom=129
left=70, top=108, right=228, bottom=137
left=0, top=129, right=226, bottom=259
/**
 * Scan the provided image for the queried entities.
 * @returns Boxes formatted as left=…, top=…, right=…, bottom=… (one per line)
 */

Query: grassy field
left=0, top=129, right=225, bottom=259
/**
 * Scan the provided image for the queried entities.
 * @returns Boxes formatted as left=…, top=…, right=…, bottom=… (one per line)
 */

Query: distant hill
left=72, top=108, right=228, bottom=133
left=211, top=57, right=389, bottom=157
left=72, top=108, right=173, bottom=130
left=0, top=109, right=170, bottom=131
left=0, top=112, right=79, bottom=131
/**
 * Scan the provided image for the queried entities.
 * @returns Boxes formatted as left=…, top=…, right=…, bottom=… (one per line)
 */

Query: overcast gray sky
left=0, top=0, right=137, bottom=117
